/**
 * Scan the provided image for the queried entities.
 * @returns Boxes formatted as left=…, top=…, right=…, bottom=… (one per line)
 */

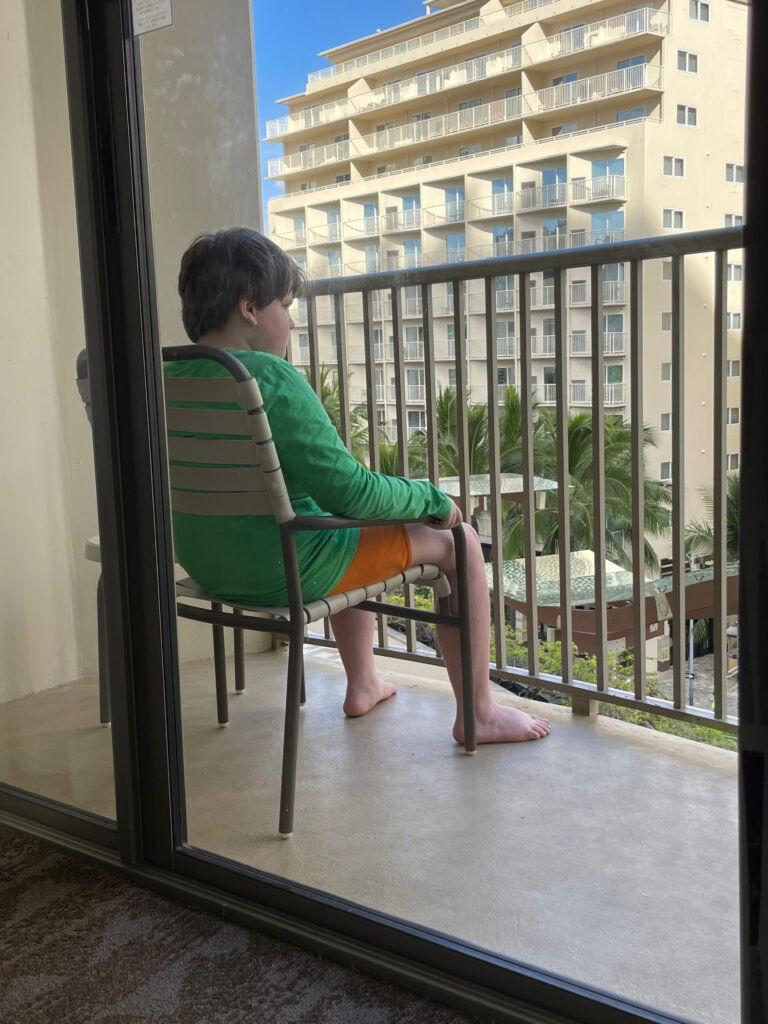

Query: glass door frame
left=3, top=2, right=765, bottom=1023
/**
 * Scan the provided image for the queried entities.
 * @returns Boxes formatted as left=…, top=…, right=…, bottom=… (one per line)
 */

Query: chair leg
left=451, top=526, right=476, bottom=753
left=279, top=626, right=305, bottom=837
left=234, top=621, right=246, bottom=694
left=300, top=668, right=306, bottom=706
left=97, top=574, right=111, bottom=726
left=211, top=602, right=229, bottom=726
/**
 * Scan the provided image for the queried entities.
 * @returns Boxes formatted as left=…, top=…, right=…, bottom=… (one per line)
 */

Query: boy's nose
left=288, top=316, right=295, bottom=329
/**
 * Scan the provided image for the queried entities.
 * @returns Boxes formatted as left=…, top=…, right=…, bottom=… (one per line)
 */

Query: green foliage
left=685, top=472, right=740, bottom=561
left=304, top=366, right=370, bottom=464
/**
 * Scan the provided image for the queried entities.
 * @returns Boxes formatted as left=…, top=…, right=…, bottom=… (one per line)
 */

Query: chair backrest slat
left=166, top=436, right=258, bottom=464
left=162, top=348, right=296, bottom=524
left=170, top=465, right=268, bottom=492
left=163, top=377, right=243, bottom=403
left=166, top=407, right=252, bottom=435
left=170, top=489, right=277, bottom=516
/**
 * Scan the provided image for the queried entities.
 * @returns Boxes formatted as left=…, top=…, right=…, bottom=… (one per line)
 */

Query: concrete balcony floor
left=1, top=645, right=739, bottom=1024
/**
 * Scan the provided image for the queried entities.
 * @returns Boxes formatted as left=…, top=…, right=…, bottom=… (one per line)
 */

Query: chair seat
left=176, top=562, right=450, bottom=624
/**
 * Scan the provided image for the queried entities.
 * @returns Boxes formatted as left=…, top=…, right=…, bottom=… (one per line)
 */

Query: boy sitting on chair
left=169, top=227, right=550, bottom=744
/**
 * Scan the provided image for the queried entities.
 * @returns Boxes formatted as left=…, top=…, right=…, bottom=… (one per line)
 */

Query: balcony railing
left=309, top=222, right=342, bottom=243
left=530, top=284, right=555, bottom=307
left=422, top=201, right=466, bottom=227
left=518, top=183, right=567, bottom=211
left=571, top=175, right=626, bottom=203
left=356, top=45, right=523, bottom=115
left=497, top=338, right=515, bottom=358
left=267, top=140, right=350, bottom=178
left=265, top=97, right=352, bottom=139
left=303, top=0, right=628, bottom=87
left=570, top=280, right=627, bottom=304
left=528, top=63, right=663, bottom=116
left=524, top=8, right=669, bottom=66
left=533, top=335, right=556, bottom=356
left=567, top=332, right=627, bottom=356
left=382, top=209, right=421, bottom=232
left=358, top=96, right=523, bottom=158
left=300, top=227, right=742, bottom=735
left=345, top=216, right=381, bottom=239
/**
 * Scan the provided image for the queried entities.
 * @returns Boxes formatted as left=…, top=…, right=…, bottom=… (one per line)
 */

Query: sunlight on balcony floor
left=178, top=646, right=738, bottom=1024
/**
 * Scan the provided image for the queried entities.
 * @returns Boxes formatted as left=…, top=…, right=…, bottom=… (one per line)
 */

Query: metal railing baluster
left=630, top=259, right=647, bottom=701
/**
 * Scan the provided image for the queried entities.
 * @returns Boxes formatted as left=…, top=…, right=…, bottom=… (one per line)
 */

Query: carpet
left=0, top=826, right=484, bottom=1024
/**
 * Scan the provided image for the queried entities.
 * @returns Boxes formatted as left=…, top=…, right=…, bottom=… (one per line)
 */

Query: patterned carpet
left=0, top=826, right=483, bottom=1024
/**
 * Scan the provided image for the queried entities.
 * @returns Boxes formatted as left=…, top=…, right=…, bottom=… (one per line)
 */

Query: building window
left=661, top=362, right=672, bottom=381
left=726, top=163, right=745, bottom=183
left=676, top=104, right=698, bottom=126
left=448, top=368, right=457, bottom=388
left=677, top=49, right=698, bottom=73
left=335, top=173, right=351, bottom=183
left=727, top=453, right=739, bottom=471
left=663, top=209, right=684, bottom=229
left=689, top=1, right=710, bottom=22
left=616, top=107, right=644, bottom=122
left=661, top=260, right=673, bottom=281
left=728, top=263, right=743, bottom=282
left=458, top=144, right=482, bottom=157
left=660, top=461, right=673, bottom=481
left=727, top=407, right=740, bottom=425
left=551, top=122, right=578, bottom=137
left=661, top=412, right=672, bottom=432
left=728, top=359, right=741, bottom=377
left=725, top=213, right=744, bottom=227
left=727, top=312, right=742, bottom=330
left=663, top=156, right=685, bottom=177
left=661, top=312, right=672, bottom=331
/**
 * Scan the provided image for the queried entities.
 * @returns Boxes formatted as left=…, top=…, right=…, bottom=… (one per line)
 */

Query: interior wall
left=0, top=0, right=98, bottom=701
left=0, top=0, right=267, bottom=703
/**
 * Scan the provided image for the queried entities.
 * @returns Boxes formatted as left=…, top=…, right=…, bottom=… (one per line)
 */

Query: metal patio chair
left=163, top=344, right=475, bottom=837
left=76, top=350, right=246, bottom=729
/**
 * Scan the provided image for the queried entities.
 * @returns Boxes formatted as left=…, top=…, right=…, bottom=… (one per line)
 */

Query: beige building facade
left=266, top=0, right=747, bottom=561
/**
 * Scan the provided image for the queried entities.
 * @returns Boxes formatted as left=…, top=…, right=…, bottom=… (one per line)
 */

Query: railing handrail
left=305, top=228, right=743, bottom=295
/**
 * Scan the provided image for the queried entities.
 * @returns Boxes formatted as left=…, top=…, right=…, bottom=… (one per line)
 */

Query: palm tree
left=503, top=410, right=672, bottom=572
left=685, top=473, right=740, bottom=562
left=408, top=386, right=490, bottom=478
left=305, top=366, right=370, bottom=465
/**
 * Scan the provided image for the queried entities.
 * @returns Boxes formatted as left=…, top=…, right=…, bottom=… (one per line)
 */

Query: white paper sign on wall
left=132, top=0, right=173, bottom=36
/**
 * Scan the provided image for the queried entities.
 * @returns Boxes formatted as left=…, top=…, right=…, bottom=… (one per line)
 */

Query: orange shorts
left=329, top=524, right=413, bottom=595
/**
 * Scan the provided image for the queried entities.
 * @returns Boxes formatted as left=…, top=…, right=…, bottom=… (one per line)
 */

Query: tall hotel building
left=265, top=0, right=747, bottom=521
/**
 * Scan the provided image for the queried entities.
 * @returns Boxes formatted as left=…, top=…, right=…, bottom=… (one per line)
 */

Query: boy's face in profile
left=250, top=291, right=295, bottom=357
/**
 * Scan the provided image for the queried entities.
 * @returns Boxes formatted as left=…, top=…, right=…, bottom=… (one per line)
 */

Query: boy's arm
left=262, top=357, right=452, bottom=523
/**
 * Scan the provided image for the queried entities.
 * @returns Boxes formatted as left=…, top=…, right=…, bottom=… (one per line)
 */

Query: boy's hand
left=430, top=499, right=463, bottom=531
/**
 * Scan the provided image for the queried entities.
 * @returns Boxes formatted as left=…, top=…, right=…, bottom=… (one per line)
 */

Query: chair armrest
left=289, top=514, right=442, bottom=532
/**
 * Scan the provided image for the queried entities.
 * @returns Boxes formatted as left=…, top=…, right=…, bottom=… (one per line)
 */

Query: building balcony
left=272, top=228, right=306, bottom=249
left=267, top=139, right=351, bottom=179
left=345, top=216, right=381, bottom=239
left=519, top=233, right=569, bottom=256
left=308, top=222, right=343, bottom=244
left=422, top=201, right=466, bottom=227
left=382, top=209, right=421, bottom=233
left=569, top=332, right=627, bottom=356
left=570, top=280, right=627, bottom=305
left=571, top=229, right=627, bottom=247
left=523, top=8, right=670, bottom=68
left=469, top=193, right=516, bottom=220
left=497, top=382, right=520, bottom=402
left=525, top=63, right=663, bottom=118
left=518, top=182, right=568, bottom=212
left=530, top=284, right=555, bottom=308
left=533, top=335, right=556, bottom=357
left=406, top=384, right=426, bottom=402
left=497, top=337, right=515, bottom=358
left=265, top=97, right=352, bottom=140
left=571, top=175, right=627, bottom=204
left=357, top=96, right=523, bottom=160
left=354, top=45, right=523, bottom=117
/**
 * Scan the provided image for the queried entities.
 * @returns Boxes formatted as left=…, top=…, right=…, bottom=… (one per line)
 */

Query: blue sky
left=252, top=0, right=432, bottom=222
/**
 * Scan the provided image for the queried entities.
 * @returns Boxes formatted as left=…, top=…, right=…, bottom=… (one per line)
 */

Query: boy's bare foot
left=453, top=704, right=551, bottom=744
left=343, top=677, right=397, bottom=717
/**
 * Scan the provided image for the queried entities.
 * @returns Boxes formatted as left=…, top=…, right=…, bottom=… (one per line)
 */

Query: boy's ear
left=237, top=295, right=258, bottom=326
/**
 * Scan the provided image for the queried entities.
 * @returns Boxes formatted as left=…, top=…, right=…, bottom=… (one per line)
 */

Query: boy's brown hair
left=178, top=227, right=306, bottom=342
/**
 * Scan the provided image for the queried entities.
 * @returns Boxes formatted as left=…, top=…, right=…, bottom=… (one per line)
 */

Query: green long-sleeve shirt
left=164, top=350, right=452, bottom=606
